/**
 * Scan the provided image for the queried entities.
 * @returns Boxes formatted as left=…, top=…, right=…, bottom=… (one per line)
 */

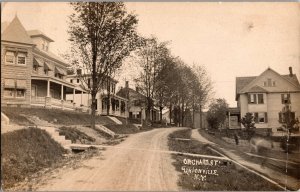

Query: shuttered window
left=248, top=93, right=262, bottom=104
left=281, top=94, right=291, bottom=104
left=253, top=112, right=267, bottom=123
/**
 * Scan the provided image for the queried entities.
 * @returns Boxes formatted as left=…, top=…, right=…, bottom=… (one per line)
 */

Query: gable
left=247, top=85, right=268, bottom=93
left=240, top=68, right=300, bottom=93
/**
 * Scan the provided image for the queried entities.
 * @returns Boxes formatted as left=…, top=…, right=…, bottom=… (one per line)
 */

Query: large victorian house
left=228, top=67, right=300, bottom=133
left=1, top=16, right=87, bottom=110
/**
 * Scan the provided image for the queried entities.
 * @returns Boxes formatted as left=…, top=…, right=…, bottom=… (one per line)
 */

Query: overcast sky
left=2, top=2, right=299, bottom=107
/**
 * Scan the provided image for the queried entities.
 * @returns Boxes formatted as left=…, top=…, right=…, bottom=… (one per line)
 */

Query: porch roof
left=227, top=107, right=240, bottom=115
left=31, top=75, right=87, bottom=93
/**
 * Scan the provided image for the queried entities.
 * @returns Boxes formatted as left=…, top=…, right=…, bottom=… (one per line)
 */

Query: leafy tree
left=67, top=2, right=139, bottom=129
left=241, top=112, right=256, bottom=140
left=206, top=98, right=229, bottom=129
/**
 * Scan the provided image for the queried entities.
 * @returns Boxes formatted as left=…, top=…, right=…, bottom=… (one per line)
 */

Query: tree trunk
left=181, top=99, right=184, bottom=127
left=200, top=104, right=202, bottom=129
left=169, top=104, right=172, bottom=125
left=106, top=80, right=111, bottom=116
left=146, top=97, right=152, bottom=122
left=160, top=106, right=163, bottom=123
left=90, top=92, right=97, bottom=129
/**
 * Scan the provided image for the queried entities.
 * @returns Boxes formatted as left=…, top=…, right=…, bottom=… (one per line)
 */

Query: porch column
left=47, top=80, right=50, bottom=97
left=61, top=85, right=64, bottom=100
left=81, top=91, right=83, bottom=105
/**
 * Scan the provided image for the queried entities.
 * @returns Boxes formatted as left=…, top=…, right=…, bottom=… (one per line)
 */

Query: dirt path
left=37, top=128, right=184, bottom=191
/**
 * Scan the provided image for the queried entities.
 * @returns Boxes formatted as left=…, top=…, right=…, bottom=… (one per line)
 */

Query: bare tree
left=135, top=37, right=169, bottom=122
left=68, top=2, right=139, bottom=129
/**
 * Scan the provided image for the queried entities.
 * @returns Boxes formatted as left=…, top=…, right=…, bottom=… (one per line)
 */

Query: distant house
left=116, top=81, right=160, bottom=122
left=66, top=73, right=128, bottom=118
left=1, top=16, right=86, bottom=110
left=229, top=67, right=300, bottom=133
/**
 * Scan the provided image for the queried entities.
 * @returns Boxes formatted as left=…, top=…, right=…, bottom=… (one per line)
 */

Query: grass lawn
left=168, top=129, right=283, bottom=191
left=1, top=107, right=114, bottom=126
left=199, top=129, right=300, bottom=180
left=1, top=127, right=66, bottom=189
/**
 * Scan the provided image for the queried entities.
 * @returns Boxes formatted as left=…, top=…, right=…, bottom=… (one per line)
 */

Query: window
left=33, top=65, right=38, bottom=72
left=281, top=94, right=291, bottom=104
left=44, top=69, right=49, bottom=75
left=258, top=113, right=266, bottom=123
left=272, top=81, right=276, bottom=87
left=77, top=79, right=80, bottom=83
left=70, top=79, right=73, bottom=83
left=17, top=53, right=26, bottom=65
left=250, top=94, right=255, bottom=103
left=55, top=73, right=63, bottom=79
left=248, top=93, right=264, bottom=104
left=253, top=112, right=268, bottom=123
left=3, top=88, right=26, bottom=98
left=16, top=89, right=25, bottom=98
left=279, top=111, right=295, bottom=123
left=257, top=94, right=264, bottom=104
left=5, top=51, right=15, bottom=64
left=267, top=78, right=272, bottom=86
left=263, top=82, right=267, bottom=87
left=3, top=88, right=14, bottom=98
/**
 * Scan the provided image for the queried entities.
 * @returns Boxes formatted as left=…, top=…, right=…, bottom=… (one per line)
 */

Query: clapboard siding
left=1, top=43, right=33, bottom=105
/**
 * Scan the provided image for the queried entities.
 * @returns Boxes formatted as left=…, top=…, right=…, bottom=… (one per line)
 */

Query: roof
left=247, top=85, right=268, bottom=93
left=116, top=87, right=146, bottom=100
left=2, top=16, right=34, bottom=45
left=33, top=47, right=68, bottom=66
left=27, top=30, right=54, bottom=42
left=236, top=76, right=256, bottom=95
left=1, top=21, right=9, bottom=33
left=236, top=68, right=300, bottom=99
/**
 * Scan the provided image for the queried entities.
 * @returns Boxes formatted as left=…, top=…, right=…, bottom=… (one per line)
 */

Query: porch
left=100, top=94, right=128, bottom=118
left=31, top=78, right=88, bottom=111
left=226, top=107, right=241, bottom=129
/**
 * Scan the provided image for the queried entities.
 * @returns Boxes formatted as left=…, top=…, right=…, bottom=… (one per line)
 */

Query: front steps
left=39, top=126, right=72, bottom=150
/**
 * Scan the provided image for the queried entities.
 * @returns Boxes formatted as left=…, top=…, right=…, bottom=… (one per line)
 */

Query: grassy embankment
left=1, top=127, right=102, bottom=190
left=1, top=107, right=143, bottom=134
left=168, top=129, right=282, bottom=191
left=1, top=128, right=66, bottom=189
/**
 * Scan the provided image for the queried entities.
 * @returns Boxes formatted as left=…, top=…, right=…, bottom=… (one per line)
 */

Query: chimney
left=125, top=81, right=129, bottom=88
left=289, top=67, right=293, bottom=77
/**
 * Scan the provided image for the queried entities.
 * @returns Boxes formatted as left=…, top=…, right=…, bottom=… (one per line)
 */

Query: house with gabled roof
left=228, top=67, right=300, bottom=133
left=1, top=15, right=87, bottom=110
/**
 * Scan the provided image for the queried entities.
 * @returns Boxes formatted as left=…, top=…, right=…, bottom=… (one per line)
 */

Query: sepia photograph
left=1, top=1, right=299, bottom=191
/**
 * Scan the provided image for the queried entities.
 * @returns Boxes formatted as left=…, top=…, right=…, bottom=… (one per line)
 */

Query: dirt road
left=38, top=128, right=185, bottom=191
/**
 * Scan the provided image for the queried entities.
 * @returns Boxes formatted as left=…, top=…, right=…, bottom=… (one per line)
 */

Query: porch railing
left=31, top=96, right=45, bottom=104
